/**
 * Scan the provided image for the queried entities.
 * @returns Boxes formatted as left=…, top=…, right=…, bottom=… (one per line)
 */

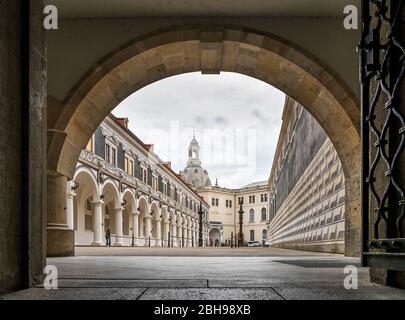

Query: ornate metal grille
left=360, top=0, right=405, bottom=270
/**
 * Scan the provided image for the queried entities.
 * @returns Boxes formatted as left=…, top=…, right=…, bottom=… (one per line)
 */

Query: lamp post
left=198, top=202, right=204, bottom=247
left=238, top=198, right=244, bottom=247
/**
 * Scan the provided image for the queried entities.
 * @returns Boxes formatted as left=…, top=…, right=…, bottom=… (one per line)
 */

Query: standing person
left=105, top=228, right=111, bottom=247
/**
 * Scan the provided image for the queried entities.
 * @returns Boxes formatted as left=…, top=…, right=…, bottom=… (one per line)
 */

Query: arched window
left=249, top=209, right=254, bottom=222
left=261, top=208, right=267, bottom=221
left=262, top=229, right=267, bottom=240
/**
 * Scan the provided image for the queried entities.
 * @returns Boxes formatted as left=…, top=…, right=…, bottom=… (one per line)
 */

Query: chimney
left=145, top=144, right=154, bottom=152
left=162, top=162, right=172, bottom=170
left=116, top=117, right=129, bottom=128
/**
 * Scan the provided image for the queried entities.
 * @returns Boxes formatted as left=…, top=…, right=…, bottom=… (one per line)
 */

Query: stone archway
left=47, top=25, right=360, bottom=257
left=209, top=227, right=222, bottom=247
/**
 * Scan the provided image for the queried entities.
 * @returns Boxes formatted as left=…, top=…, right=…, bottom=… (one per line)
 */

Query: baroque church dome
left=181, top=134, right=211, bottom=190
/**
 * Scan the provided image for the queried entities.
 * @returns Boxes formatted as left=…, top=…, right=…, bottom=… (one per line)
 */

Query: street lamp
left=198, top=201, right=204, bottom=247
left=238, top=198, right=244, bottom=247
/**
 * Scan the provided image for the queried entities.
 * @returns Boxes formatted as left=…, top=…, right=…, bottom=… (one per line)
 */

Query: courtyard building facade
left=268, top=97, right=346, bottom=253
left=180, top=136, right=269, bottom=245
left=198, top=182, right=270, bottom=246
left=69, top=114, right=210, bottom=248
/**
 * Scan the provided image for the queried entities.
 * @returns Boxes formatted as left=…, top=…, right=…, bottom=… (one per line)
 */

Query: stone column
left=178, top=225, right=183, bottom=247
left=171, top=222, right=177, bottom=247
left=163, top=220, right=169, bottom=246
left=66, top=186, right=76, bottom=231
left=187, top=228, right=191, bottom=247
left=47, top=174, right=75, bottom=256
left=145, top=215, right=152, bottom=246
left=114, top=208, right=123, bottom=246
left=139, top=215, right=144, bottom=240
left=92, top=200, right=104, bottom=246
left=155, top=219, right=162, bottom=247
left=185, top=226, right=188, bottom=247
left=132, top=212, right=139, bottom=246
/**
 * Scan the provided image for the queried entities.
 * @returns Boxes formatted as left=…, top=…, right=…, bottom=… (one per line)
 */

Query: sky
left=113, top=72, right=285, bottom=189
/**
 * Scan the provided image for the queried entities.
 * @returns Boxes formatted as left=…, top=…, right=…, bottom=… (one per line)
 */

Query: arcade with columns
left=60, top=114, right=210, bottom=251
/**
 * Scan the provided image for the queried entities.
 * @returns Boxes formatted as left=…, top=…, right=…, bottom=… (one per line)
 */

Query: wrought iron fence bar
left=360, top=0, right=405, bottom=269
left=360, top=0, right=371, bottom=266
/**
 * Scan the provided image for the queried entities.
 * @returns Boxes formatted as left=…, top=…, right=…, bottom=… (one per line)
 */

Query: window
left=249, top=195, right=255, bottom=204
left=250, top=230, right=255, bottom=242
left=152, top=175, right=158, bottom=190
left=249, top=209, right=254, bottom=222
left=212, top=198, right=215, bottom=206
left=105, top=142, right=117, bottom=165
left=140, top=166, right=148, bottom=184
left=226, top=200, right=232, bottom=208
left=105, top=143, right=110, bottom=163
left=261, top=193, right=268, bottom=202
left=261, top=208, right=267, bottom=221
left=262, top=229, right=267, bottom=240
left=170, top=187, right=174, bottom=198
left=129, top=159, right=134, bottom=176
left=238, top=197, right=244, bottom=205
left=124, top=155, right=134, bottom=176
left=111, top=147, right=116, bottom=166
left=215, top=198, right=219, bottom=206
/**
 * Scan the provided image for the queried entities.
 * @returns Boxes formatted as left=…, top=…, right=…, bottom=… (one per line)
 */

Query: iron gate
left=360, top=0, right=405, bottom=270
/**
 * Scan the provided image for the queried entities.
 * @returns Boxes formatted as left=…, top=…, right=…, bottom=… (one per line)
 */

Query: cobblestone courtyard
left=2, top=247, right=405, bottom=300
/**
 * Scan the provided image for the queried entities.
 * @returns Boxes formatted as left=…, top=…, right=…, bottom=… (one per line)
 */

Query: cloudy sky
left=113, top=72, right=285, bottom=189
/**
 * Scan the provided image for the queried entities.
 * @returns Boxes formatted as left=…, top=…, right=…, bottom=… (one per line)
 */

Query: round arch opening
left=48, top=26, right=361, bottom=257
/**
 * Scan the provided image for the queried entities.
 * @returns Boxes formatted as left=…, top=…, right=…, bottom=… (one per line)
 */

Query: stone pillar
left=132, top=212, right=139, bottom=246
left=145, top=215, right=152, bottom=246
left=163, top=220, right=169, bottom=246
left=139, top=215, right=144, bottom=239
left=47, top=174, right=75, bottom=256
left=156, top=219, right=162, bottom=247
left=1, top=1, right=47, bottom=292
left=114, top=208, right=123, bottom=246
left=178, top=225, right=183, bottom=247
left=92, top=200, right=104, bottom=246
left=171, top=222, right=177, bottom=247
left=66, top=185, right=76, bottom=230
left=187, top=228, right=191, bottom=247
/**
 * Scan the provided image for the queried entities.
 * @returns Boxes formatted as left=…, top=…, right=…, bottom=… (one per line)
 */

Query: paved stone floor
left=2, top=247, right=405, bottom=300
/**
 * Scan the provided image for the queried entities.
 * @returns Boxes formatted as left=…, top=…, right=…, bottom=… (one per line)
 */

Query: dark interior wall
left=0, top=0, right=46, bottom=294
left=275, top=109, right=327, bottom=211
